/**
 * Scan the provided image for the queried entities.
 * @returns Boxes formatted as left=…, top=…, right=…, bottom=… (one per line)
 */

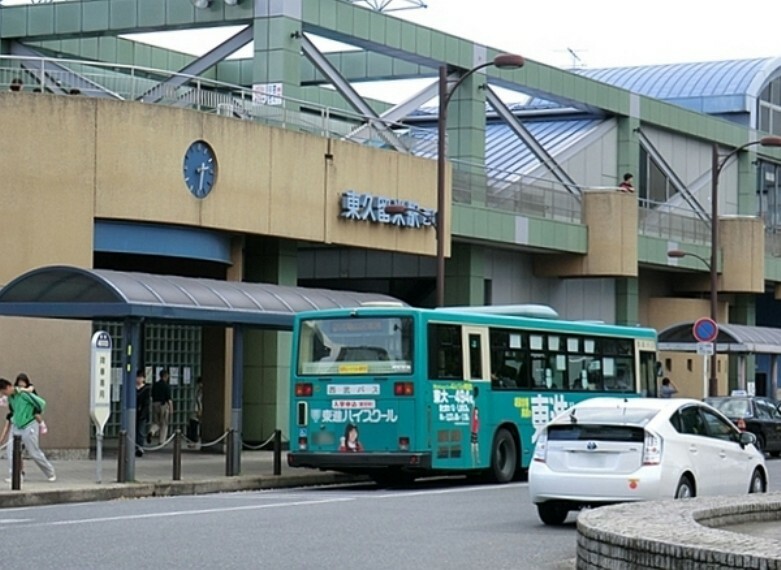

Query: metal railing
left=1, top=54, right=723, bottom=243
left=637, top=198, right=711, bottom=245
left=0, top=54, right=433, bottom=154
left=452, top=164, right=583, bottom=223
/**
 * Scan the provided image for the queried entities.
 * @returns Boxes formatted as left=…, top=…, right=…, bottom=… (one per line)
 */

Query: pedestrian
left=135, top=370, right=151, bottom=457
left=151, top=369, right=173, bottom=445
left=0, top=378, right=56, bottom=483
left=660, top=377, right=678, bottom=398
left=187, top=376, right=203, bottom=444
left=14, top=373, right=47, bottom=435
left=618, top=172, right=635, bottom=193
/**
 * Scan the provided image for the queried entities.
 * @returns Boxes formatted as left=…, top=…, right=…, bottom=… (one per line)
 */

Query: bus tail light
left=298, top=436, right=308, bottom=450
left=394, top=382, right=414, bottom=396
left=295, top=383, right=313, bottom=397
left=398, top=437, right=410, bottom=451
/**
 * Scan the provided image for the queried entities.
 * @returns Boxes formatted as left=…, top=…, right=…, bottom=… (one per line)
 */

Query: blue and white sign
left=693, top=317, right=718, bottom=343
left=90, top=331, right=112, bottom=433
left=340, top=190, right=435, bottom=229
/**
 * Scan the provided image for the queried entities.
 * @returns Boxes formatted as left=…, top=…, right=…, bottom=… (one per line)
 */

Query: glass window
left=298, top=317, right=414, bottom=376
left=428, top=324, right=462, bottom=380
left=673, top=406, right=706, bottom=436
left=468, top=333, right=482, bottom=379
left=701, top=408, right=739, bottom=442
left=489, top=328, right=525, bottom=390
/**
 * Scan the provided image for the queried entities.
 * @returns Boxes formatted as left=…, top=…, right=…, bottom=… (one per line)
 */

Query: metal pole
left=173, top=429, right=182, bottom=481
left=11, top=435, right=22, bottom=490
left=435, top=64, right=448, bottom=308
left=709, top=143, right=719, bottom=397
left=273, top=429, right=282, bottom=476
left=117, top=429, right=127, bottom=483
left=225, top=428, right=235, bottom=477
left=96, top=427, right=103, bottom=484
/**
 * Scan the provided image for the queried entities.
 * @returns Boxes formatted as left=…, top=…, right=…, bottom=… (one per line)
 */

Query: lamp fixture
left=224, top=0, right=240, bottom=5
left=190, top=0, right=212, bottom=8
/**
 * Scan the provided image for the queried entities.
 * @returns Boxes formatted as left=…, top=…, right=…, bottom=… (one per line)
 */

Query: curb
left=0, top=472, right=367, bottom=508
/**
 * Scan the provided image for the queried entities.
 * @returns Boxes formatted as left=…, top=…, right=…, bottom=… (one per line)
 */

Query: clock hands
left=196, top=162, right=212, bottom=194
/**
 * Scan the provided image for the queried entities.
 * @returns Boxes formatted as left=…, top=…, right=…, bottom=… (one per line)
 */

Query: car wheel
left=755, top=434, right=766, bottom=454
left=490, top=428, right=517, bottom=483
left=537, top=502, right=569, bottom=526
left=769, top=450, right=781, bottom=458
left=749, top=468, right=766, bottom=494
left=674, top=475, right=695, bottom=499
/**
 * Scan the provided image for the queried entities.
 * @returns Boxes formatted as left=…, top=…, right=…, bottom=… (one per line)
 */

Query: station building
left=1, top=0, right=781, bottom=456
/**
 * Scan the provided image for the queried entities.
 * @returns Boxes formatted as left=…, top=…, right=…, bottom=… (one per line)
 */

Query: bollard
left=225, top=428, right=235, bottom=477
left=273, top=429, right=282, bottom=476
left=173, top=430, right=182, bottom=481
left=117, top=429, right=126, bottom=483
left=11, top=434, right=22, bottom=490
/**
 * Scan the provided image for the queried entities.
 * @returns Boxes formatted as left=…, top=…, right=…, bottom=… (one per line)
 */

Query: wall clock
left=183, top=140, right=217, bottom=199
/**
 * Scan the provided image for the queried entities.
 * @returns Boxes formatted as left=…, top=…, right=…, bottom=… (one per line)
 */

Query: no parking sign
left=692, top=317, right=718, bottom=343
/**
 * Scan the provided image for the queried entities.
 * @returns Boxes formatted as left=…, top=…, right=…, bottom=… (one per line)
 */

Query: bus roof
left=293, top=306, right=657, bottom=340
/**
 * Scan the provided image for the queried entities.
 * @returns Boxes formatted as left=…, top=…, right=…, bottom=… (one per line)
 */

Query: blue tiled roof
left=527, top=58, right=781, bottom=114
left=411, top=118, right=604, bottom=177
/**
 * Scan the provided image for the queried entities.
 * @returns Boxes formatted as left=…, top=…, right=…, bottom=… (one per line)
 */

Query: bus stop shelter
left=0, top=265, right=404, bottom=481
left=658, top=321, right=781, bottom=397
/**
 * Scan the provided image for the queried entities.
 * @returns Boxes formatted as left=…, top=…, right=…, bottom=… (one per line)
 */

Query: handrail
left=0, top=53, right=433, bottom=152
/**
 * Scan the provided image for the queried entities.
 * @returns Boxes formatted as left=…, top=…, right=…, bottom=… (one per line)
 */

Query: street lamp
left=389, top=53, right=524, bottom=307
left=669, top=135, right=781, bottom=396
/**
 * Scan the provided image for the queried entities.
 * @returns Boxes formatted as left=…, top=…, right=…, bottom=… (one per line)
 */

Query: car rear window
left=554, top=407, right=659, bottom=426
left=706, top=398, right=751, bottom=418
left=547, top=424, right=645, bottom=442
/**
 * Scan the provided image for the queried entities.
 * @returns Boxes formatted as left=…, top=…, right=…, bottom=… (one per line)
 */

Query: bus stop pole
left=121, top=319, right=141, bottom=482
left=229, top=326, right=244, bottom=477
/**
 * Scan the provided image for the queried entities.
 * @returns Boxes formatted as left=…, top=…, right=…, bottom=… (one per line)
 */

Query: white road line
left=8, top=497, right=355, bottom=529
left=0, top=519, right=33, bottom=524
left=374, top=482, right=526, bottom=499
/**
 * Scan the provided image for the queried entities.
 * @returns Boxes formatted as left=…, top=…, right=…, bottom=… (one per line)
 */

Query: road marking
left=0, top=519, right=33, bottom=524
left=375, top=482, right=526, bottom=499
left=5, top=497, right=355, bottom=529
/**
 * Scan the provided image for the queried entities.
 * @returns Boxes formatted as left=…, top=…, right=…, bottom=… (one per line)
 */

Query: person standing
left=618, top=172, right=635, bottom=193
left=660, top=377, right=678, bottom=398
left=135, top=370, right=151, bottom=457
left=151, top=369, right=173, bottom=445
left=0, top=378, right=55, bottom=482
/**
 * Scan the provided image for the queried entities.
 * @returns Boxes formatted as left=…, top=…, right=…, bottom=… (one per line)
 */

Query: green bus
left=287, top=304, right=658, bottom=484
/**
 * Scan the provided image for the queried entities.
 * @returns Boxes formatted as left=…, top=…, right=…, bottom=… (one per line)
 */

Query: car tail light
left=736, top=418, right=747, bottom=431
left=295, top=383, right=313, bottom=397
left=532, top=431, right=548, bottom=463
left=642, top=430, right=663, bottom=465
left=297, top=436, right=308, bottom=450
left=399, top=437, right=410, bottom=451
left=394, top=382, right=414, bottom=396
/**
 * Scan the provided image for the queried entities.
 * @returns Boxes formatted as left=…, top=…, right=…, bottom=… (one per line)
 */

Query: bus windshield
left=297, top=316, right=413, bottom=376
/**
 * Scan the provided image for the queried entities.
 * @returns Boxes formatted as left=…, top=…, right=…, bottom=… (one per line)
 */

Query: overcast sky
left=116, top=0, right=781, bottom=69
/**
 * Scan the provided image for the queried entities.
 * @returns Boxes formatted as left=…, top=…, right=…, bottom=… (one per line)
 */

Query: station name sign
left=339, top=190, right=436, bottom=230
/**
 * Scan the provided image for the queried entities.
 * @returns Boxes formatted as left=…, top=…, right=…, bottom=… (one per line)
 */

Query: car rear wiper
left=569, top=408, right=577, bottom=424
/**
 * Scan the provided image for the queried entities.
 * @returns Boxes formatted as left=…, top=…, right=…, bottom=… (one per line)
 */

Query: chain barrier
left=241, top=431, right=279, bottom=450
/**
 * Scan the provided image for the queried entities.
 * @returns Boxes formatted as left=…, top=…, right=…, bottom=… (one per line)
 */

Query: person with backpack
left=0, top=377, right=56, bottom=483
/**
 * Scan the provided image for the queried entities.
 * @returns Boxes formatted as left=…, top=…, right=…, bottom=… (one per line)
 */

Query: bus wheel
left=490, top=429, right=517, bottom=483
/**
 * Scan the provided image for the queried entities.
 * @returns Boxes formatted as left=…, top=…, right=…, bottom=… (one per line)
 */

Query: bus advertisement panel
left=287, top=305, right=658, bottom=484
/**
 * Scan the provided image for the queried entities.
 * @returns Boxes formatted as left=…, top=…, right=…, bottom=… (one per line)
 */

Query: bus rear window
left=297, top=317, right=413, bottom=376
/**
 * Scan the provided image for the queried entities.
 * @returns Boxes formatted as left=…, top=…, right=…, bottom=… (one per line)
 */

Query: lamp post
left=669, top=135, right=781, bottom=396
left=388, top=53, right=524, bottom=307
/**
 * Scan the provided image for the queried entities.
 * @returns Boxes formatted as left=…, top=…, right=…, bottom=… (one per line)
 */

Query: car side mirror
left=739, top=431, right=757, bottom=449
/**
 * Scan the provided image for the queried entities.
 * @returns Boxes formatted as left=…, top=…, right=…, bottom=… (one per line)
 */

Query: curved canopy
left=659, top=321, right=781, bottom=355
left=0, top=266, right=405, bottom=329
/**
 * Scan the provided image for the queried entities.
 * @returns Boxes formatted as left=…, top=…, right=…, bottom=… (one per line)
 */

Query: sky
left=116, top=0, right=781, bottom=69
left=4, top=0, right=779, bottom=101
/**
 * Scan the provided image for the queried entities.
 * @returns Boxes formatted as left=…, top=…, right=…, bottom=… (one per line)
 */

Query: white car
left=528, top=397, right=767, bottom=525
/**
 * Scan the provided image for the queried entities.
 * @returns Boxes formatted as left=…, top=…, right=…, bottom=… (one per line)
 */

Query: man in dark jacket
left=135, top=370, right=151, bottom=457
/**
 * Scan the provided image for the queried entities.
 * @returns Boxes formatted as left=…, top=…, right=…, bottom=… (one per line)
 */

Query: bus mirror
left=473, top=386, right=480, bottom=397
left=655, top=362, right=664, bottom=377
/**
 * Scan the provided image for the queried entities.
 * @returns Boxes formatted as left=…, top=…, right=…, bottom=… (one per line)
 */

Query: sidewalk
left=0, top=448, right=362, bottom=508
